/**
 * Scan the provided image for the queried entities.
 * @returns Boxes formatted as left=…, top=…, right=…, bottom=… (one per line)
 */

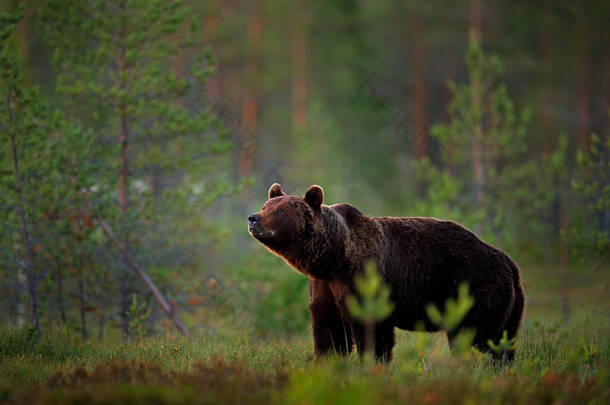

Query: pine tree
left=1, top=5, right=103, bottom=336
left=40, top=0, right=234, bottom=338
left=419, top=38, right=557, bottom=249
left=571, top=132, right=610, bottom=268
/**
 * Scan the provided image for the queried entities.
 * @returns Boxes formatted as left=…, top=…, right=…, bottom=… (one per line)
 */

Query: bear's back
left=329, top=204, right=511, bottom=275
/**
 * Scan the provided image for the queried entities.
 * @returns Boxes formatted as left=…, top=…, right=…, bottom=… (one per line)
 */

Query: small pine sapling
left=426, top=283, right=476, bottom=356
left=346, top=261, right=395, bottom=361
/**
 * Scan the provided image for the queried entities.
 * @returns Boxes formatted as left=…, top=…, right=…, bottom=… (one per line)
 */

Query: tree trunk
left=559, top=187, right=570, bottom=321
left=8, top=109, right=40, bottom=337
left=239, top=3, right=262, bottom=177
left=55, top=260, right=66, bottom=325
left=539, top=7, right=555, bottom=143
left=469, top=0, right=484, bottom=235
left=118, top=107, right=128, bottom=216
left=76, top=220, right=88, bottom=340
left=203, top=0, right=220, bottom=98
left=575, top=21, right=591, bottom=154
left=117, top=3, right=131, bottom=339
left=539, top=13, right=556, bottom=213
left=443, top=52, right=458, bottom=175
left=98, top=307, right=106, bottom=340
left=291, top=6, right=308, bottom=136
left=172, top=22, right=185, bottom=107
left=409, top=13, right=428, bottom=160
left=83, top=199, right=193, bottom=339
left=219, top=0, right=239, bottom=109
left=16, top=269, right=26, bottom=328
left=540, top=6, right=569, bottom=320
left=602, top=47, right=610, bottom=136
left=14, top=0, right=32, bottom=83
left=78, top=265, right=87, bottom=339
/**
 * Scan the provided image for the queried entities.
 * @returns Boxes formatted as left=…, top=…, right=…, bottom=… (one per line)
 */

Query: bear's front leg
left=350, top=321, right=395, bottom=363
left=309, top=279, right=353, bottom=356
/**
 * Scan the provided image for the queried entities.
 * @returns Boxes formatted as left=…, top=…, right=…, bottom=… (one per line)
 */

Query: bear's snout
left=248, top=213, right=275, bottom=239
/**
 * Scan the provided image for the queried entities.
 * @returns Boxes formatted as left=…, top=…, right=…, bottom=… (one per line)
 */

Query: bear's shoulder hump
left=330, top=203, right=364, bottom=226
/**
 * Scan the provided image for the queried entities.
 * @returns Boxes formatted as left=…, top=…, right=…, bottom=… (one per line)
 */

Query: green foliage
left=570, top=132, right=610, bottom=266
left=0, top=5, right=49, bottom=224
left=346, top=261, right=395, bottom=323
left=574, top=337, right=600, bottom=369
left=426, top=283, right=474, bottom=333
left=0, top=327, right=38, bottom=356
left=40, top=0, right=233, bottom=224
left=0, top=327, right=88, bottom=362
left=414, top=39, right=557, bottom=251
left=0, top=318, right=609, bottom=405
left=230, top=255, right=310, bottom=336
left=425, top=283, right=475, bottom=357
left=38, top=0, right=236, bottom=241
left=1, top=5, right=111, bottom=338
left=127, top=295, right=151, bottom=340
left=1, top=6, right=59, bottom=334
left=488, top=330, right=517, bottom=355
left=282, top=360, right=389, bottom=405
left=253, top=274, right=309, bottom=336
left=411, top=158, right=482, bottom=226
left=32, top=0, right=240, bottom=337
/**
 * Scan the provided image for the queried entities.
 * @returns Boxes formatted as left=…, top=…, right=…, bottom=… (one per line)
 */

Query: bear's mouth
left=249, top=222, right=275, bottom=239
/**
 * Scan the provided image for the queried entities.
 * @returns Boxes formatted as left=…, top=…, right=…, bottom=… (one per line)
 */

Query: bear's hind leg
left=498, top=271, right=525, bottom=363
left=476, top=279, right=524, bottom=364
left=309, top=279, right=353, bottom=356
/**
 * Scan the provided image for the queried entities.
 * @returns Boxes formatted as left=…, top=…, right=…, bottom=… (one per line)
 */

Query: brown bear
left=248, top=183, right=525, bottom=362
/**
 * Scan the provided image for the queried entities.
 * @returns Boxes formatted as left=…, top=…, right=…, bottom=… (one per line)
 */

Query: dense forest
left=1, top=0, right=608, bottom=342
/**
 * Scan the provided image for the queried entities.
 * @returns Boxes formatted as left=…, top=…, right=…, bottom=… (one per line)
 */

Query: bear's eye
left=274, top=209, right=283, bottom=216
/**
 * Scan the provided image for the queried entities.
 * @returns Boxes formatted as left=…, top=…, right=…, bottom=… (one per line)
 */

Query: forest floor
left=1, top=265, right=609, bottom=405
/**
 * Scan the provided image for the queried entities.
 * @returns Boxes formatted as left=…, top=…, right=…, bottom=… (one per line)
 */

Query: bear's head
left=248, top=183, right=329, bottom=274
left=248, top=183, right=323, bottom=247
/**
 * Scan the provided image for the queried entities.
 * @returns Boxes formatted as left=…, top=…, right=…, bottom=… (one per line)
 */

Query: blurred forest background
left=1, top=0, right=608, bottom=342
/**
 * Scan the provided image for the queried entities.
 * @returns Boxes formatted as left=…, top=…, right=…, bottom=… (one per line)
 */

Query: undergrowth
left=0, top=318, right=608, bottom=405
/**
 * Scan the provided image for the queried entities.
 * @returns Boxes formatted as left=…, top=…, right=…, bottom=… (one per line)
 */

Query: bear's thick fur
left=248, top=183, right=525, bottom=362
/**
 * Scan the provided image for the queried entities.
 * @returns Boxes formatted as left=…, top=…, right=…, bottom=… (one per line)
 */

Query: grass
left=1, top=263, right=609, bottom=404
left=0, top=320, right=608, bottom=405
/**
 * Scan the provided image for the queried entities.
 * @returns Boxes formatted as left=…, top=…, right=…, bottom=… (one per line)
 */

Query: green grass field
left=1, top=264, right=609, bottom=405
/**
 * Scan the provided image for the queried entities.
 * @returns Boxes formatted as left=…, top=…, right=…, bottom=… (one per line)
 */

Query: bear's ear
left=268, top=183, right=285, bottom=199
left=304, top=185, right=324, bottom=211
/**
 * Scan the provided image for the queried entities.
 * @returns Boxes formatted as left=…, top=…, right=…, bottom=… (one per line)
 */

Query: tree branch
left=82, top=194, right=193, bottom=339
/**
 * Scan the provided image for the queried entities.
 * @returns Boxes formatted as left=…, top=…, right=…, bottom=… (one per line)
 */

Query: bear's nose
left=248, top=214, right=260, bottom=224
